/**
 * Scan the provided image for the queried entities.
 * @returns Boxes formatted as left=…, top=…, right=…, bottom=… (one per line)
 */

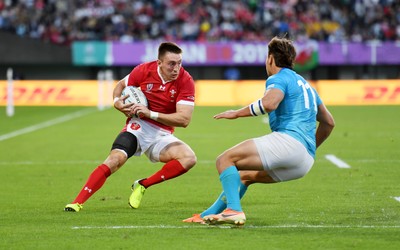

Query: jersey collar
left=157, top=66, right=173, bottom=85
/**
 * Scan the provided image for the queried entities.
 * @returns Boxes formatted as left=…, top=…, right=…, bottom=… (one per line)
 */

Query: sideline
left=0, top=108, right=97, bottom=141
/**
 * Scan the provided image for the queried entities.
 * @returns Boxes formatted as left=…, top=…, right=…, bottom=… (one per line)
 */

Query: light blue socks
left=200, top=182, right=247, bottom=217
left=201, top=166, right=246, bottom=216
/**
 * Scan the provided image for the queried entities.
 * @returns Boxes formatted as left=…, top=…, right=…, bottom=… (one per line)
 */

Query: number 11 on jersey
left=297, top=80, right=317, bottom=111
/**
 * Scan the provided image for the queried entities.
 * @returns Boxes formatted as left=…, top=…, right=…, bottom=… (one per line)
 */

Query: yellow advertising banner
left=195, top=80, right=317, bottom=106
left=0, top=80, right=114, bottom=106
left=1, top=79, right=399, bottom=106
left=195, top=80, right=265, bottom=106
left=317, top=80, right=400, bottom=105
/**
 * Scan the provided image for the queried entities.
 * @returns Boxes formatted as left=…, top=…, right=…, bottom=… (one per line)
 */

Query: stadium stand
left=0, top=0, right=399, bottom=45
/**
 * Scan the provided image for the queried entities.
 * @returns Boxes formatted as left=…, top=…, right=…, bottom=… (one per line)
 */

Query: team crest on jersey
left=170, top=89, right=176, bottom=98
left=146, top=84, right=153, bottom=92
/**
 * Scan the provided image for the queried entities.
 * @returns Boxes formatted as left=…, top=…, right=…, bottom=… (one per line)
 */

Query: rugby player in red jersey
left=65, top=42, right=196, bottom=212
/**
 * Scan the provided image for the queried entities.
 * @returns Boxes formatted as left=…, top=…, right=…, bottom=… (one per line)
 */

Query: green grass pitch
left=0, top=105, right=399, bottom=249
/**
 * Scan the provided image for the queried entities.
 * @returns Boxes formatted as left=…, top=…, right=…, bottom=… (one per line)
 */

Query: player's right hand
left=114, top=95, right=134, bottom=117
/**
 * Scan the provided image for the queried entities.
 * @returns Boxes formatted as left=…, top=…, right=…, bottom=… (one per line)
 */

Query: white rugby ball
left=121, top=86, right=148, bottom=107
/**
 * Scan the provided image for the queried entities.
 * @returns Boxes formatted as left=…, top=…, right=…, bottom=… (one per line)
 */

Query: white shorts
left=126, top=118, right=181, bottom=162
left=253, top=132, right=314, bottom=182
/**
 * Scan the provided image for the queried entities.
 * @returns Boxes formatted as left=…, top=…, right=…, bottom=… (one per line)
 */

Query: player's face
left=158, top=52, right=182, bottom=81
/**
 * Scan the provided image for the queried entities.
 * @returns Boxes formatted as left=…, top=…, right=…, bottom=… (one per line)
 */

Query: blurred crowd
left=0, top=0, right=399, bottom=45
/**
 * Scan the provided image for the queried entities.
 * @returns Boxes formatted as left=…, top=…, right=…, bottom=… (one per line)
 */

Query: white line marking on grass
left=3, top=158, right=399, bottom=166
left=0, top=108, right=96, bottom=142
left=0, top=160, right=101, bottom=165
left=325, top=154, right=351, bottom=168
left=71, top=224, right=400, bottom=230
left=0, top=159, right=215, bottom=166
left=394, top=197, right=400, bottom=202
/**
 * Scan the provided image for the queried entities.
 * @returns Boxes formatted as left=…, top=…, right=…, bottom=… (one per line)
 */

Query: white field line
left=0, top=160, right=101, bottom=165
left=2, top=158, right=400, bottom=166
left=0, top=108, right=96, bottom=142
left=394, top=197, right=400, bottom=202
left=71, top=224, right=400, bottom=230
left=325, top=154, right=351, bottom=168
left=0, top=159, right=216, bottom=165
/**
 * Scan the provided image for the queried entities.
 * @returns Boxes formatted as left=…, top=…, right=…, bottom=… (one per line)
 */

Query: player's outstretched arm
left=214, top=88, right=284, bottom=120
left=316, top=103, right=335, bottom=148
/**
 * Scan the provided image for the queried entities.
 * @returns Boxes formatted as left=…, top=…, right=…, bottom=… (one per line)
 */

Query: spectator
left=0, top=0, right=399, bottom=45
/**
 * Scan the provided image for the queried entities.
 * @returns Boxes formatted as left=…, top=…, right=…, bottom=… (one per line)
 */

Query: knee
left=215, top=153, right=226, bottom=173
left=216, top=152, right=229, bottom=168
left=176, top=149, right=197, bottom=170
left=104, top=151, right=128, bottom=173
left=183, top=153, right=197, bottom=170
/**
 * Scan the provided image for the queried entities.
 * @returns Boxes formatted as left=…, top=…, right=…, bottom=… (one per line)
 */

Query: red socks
left=72, top=164, right=111, bottom=204
left=71, top=160, right=187, bottom=204
left=140, top=160, right=187, bottom=188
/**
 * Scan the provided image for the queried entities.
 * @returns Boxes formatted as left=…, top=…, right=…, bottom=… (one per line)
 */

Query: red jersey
left=126, top=61, right=195, bottom=133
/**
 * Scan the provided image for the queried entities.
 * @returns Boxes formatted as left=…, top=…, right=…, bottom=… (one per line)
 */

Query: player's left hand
left=130, top=104, right=149, bottom=118
left=213, top=110, right=238, bottom=120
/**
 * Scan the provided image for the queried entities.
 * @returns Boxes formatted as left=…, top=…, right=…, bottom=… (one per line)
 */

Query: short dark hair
left=158, top=42, right=182, bottom=59
left=268, top=37, right=296, bottom=69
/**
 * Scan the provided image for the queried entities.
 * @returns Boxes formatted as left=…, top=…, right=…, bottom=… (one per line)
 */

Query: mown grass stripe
left=0, top=108, right=97, bottom=141
left=71, top=224, right=400, bottom=230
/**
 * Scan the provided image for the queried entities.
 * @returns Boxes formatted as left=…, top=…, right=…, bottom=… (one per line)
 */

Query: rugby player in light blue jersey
left=183, top=37, right=335, bottom=226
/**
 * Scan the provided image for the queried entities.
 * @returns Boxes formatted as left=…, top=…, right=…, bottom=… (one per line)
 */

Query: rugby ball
left=121, top=86, right=148, bottom=107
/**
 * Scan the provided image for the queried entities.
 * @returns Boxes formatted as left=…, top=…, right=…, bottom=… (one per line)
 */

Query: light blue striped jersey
left=266, top=68, right=322, bottom=157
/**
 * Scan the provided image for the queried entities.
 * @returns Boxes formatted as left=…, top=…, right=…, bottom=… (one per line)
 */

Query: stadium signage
left=364, top=86, right=400, bottom=101
left=72, top=41, right=400, bottom=67
left=317, top=80, right=400, bottom=105
left=1, top=80, right=399, bottom=106
left=0, top=81, right=100, bottom=106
